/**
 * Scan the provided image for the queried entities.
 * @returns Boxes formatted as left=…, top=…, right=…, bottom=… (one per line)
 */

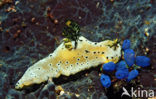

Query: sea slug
left=15, top=36, right=121, bottom=89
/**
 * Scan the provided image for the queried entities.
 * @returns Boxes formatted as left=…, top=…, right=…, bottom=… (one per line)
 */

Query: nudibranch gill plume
left=15, top=36, right=121, bottom=89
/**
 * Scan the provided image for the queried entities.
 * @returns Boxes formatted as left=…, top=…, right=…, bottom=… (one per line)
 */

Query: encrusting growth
left=15, top=36, right=121, bottom=89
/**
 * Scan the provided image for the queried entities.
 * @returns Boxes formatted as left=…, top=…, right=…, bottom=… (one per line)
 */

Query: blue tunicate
left=122, top=39, right=131, bottom=50
left=116, top=61, right=128, bottom=70
left=124, top=49, right=135, bottom=67
left=103, top=62, right=116, bottom=72
left=100, top=74, right=111, bottom=88
left=127, top=69, right=139, bottom=82
left=115, top=68, right=129, bottom=79
left=136, top=56, right=150, bottom=67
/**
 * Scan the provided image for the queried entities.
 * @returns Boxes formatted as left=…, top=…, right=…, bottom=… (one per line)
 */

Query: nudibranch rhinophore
left=15, top=36, right=121, bottom=89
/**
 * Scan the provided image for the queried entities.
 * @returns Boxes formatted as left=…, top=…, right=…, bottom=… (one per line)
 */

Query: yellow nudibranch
left=15, top=36, right=121, bottom=89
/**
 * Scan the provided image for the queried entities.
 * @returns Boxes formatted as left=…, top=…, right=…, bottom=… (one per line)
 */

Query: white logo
left=121, top=87, right=155, bottom=98
left=121, top=87, right=131, bottom=97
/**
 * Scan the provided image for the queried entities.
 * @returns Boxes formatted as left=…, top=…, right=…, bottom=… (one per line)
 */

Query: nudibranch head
left=15, top=36, right=121, bottom=89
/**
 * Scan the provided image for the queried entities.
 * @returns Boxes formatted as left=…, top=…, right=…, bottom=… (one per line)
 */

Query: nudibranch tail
left=15, top=57, right=60, bottom=89
left=15, top=36, right=121, bottom=89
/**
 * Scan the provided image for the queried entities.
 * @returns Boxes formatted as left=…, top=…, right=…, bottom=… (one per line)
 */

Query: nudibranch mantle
left=15, top=36, right=121, bottom=89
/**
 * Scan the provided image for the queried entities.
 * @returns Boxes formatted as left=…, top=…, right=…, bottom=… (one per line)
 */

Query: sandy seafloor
left=0, top=0, right=156, bottom=99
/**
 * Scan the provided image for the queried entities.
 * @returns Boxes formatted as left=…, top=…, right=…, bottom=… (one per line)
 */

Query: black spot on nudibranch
left=85, top=50, right=90, bottom=53
left=102, top=52, right=105, bottom=54
left=76, top=63, right=79, bottom=65
left=94, top=42, right=97, bottom=45
left=66, top=62, right=69, bottom=64
left=49, top=54, right=53, bottom=57
left=98, top=52, right=100, bottom=54
left=85, top=56, right=88, bottom=59
left=38, top=68, right=40, bottom=70
left=111, top=57, right=114, bottom=59
left=77, top=58, right=80, bottom=61
left=93, top=52, right=96, bottom=54
left=106, top=57, right=109, bottom=59
left=79, top=39, right=83, bottom=42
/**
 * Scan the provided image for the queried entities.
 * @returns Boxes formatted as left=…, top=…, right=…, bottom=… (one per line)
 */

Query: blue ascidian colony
left=100, top=74, right=111, bottom=88
left=100, top=39, right=152, bottom=98
left=102, top=62, right=116, bottom=72
left=115, top=68, right=129, bottom=79
left=127, top=69, right=139, bottom=82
